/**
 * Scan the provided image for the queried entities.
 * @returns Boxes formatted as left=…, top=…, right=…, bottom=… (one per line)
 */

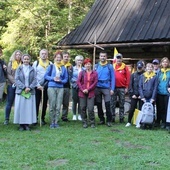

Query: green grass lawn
left=0, top=101, right=169, bottom=170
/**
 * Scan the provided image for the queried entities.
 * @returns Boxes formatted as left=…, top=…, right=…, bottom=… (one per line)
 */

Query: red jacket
left=77, top=70, right=98, bottom=98
left=114, top=63, right=130, bottom=88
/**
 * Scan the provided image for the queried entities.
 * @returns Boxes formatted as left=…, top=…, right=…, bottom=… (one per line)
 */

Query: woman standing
left=14, top=54, right=37, bottom=131
left=166, top=78, right=170, bottom=131
left=70, top=55, right=84, bottom=121
left=77, top=58, right=98, bottom=128
left=4, top=50, right=22, bottom=125
left=0, top=49, right=7, bottom=103
left=44, top=51, right=68, bottom=128
left=156, top=57, right=170, bottom=129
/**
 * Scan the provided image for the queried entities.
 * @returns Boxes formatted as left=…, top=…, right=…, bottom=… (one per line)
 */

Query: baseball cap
left=137, top=61, right=144, bottom=69
left=115, top=53, right=123, bottom=59
left=152, top=59, right=159, bottom=65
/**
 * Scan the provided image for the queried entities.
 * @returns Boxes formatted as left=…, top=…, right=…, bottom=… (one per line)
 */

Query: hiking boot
left=4, top=120, right=9, bottom=125
left=83, top=123, right=88, bottom=128
left=91, top=124, right=95, bottom=128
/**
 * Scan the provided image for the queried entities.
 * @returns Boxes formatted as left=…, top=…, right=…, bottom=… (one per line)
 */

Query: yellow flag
left=114, top=47, right=118, bottom=59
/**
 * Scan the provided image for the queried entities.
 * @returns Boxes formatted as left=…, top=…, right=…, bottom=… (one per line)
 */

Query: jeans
left=5, top=85, right=15, bottom=120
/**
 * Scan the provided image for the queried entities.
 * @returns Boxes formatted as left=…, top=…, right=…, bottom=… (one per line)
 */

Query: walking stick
left=40, top=88, right=44, bottom=127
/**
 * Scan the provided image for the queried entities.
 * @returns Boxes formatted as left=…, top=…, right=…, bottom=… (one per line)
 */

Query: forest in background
left=0, top=0, right=95, bottom=61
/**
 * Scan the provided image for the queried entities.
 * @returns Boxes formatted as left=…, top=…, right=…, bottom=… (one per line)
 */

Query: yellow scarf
left=39, top=58, right=50, bottom=69
left=12, top=60, right=21, bottom=70
left=113, top=63, right=126, bottom=70
left=54, top=62, right=63, bottom=69
left=161, top=68, right=170, bottom=81
left=100, top=61, right=108, bottom=66
left=61, top=60, right=72, bottom=67
left=143, top=71, right=155, bottom=83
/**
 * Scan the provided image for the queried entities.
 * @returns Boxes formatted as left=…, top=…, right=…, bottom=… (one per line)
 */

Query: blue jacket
left=139, top=74, right=158, bottom=100
left=157, top=70, right=170, bottom=95
left=44, top=64, right=68, bottom=88
left=95, top=63, right=115, bottom=91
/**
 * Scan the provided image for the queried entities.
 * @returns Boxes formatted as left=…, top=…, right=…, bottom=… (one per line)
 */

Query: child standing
left=137, top=63, right=158, bottom=128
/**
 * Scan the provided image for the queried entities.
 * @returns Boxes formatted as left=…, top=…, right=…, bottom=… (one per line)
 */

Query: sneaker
left=4, top=120, right=9, bottom=125
left=136, top=124, right=140, bottom=128
left=107, top=122, right=112, bottom=127
left=98, top=121, right=105, bottom=125
left=78, top=114, right=82, bottom=121
left=91, top=124, right=95, bottom=128
left=54, top=123, right=59, bottom=128
left=72, top=115, right=77, bottom=120
left=50, top=123, right=55, bottom=129
left=125, top=123, right=131, bottom=127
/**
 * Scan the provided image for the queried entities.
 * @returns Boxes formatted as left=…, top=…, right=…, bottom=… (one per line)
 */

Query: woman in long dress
left=14, top=54, right=37, bottom=131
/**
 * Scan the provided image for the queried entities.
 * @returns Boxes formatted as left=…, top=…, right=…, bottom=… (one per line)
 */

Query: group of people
left=0, top=48, right=170, bottom=131
left=126, top=57, right=170, bottom=132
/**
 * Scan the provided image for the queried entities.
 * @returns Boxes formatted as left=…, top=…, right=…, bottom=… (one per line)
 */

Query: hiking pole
left=40, top=88, right=44, bottom=127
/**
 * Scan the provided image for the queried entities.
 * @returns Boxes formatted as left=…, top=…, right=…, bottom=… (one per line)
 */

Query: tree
left=0, top=0, right=95, bottom=60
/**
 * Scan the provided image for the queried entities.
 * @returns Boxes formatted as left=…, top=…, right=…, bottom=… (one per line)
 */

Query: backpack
left=44, top=64, right=53, bottom=88
left=140, top=102, right=154, bottom=124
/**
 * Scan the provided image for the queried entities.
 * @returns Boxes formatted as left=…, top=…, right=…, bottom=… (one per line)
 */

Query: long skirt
left=166, top=97, right=170, bottom=123
left=14, top=94, right=37, bottom=124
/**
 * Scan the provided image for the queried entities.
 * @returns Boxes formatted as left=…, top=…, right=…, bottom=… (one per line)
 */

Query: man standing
left=61, top=51, right=72, bottom=122
left=95, top=51, right=115, bottom=127
left=111, top=53, right=130, bottom=123
left=33, top=49, right=51, bottom=125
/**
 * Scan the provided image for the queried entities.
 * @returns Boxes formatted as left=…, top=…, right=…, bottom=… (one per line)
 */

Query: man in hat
left=111, top=53, right=130, bottom=123
left=152, top=59, right=160, bottom=75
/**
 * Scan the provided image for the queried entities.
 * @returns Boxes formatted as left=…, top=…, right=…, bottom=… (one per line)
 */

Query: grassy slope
left=0, top=102, right=169, bottom=170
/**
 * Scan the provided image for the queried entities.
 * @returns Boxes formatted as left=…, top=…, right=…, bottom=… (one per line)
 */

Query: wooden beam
left=55, top=42, right=170, bottom=49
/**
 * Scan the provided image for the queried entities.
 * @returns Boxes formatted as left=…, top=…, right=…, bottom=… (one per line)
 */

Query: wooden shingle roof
left=57, top=0, right=170, bottom=48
